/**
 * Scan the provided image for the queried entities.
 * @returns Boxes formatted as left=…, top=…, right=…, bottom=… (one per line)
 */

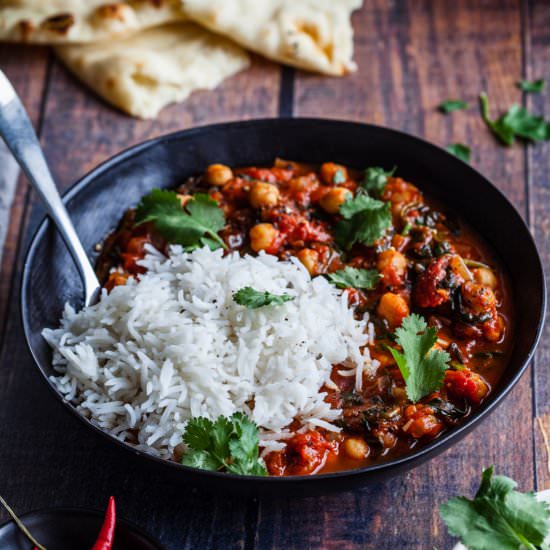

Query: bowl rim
left=20, top=117, right=547, bottom=485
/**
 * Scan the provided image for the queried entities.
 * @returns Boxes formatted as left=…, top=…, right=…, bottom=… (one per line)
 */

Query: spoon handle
left=0, top=70, right=99, bottom=307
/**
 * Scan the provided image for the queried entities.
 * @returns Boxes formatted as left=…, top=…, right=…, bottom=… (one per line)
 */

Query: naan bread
left=55, top=23, right=250, bottom=119
left=181, top=0, right=363, bottom=76
left=0, top=0, right=185, bottom=43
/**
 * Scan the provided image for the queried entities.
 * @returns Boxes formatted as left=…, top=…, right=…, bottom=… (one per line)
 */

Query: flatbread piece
left=55, top=22, right=250, bottom=118
left=0, top=0, right=185, bottom=43
left=181, top=0, right=363, bottom=76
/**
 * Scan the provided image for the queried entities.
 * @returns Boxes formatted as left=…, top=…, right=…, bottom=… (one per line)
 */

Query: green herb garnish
left=479, top=92, right=550, bottom=145
left=440, top=466, right=550, bottom=550
left=360, top=166, right=396, bottom=198
left=335, top=195, right=392, bottom=250
left=518, top=78, right=546, bottom=93
left=182, top=413, right=267, bottom=476
left=233, top=287, right=294, bottom=309
left=326, top=267, right=381, bottom=290
left=135, top=189, right=226, bottom=250
left=388, top=314, right=450, bottom=402
left=439, top=99, right=469, bottom=113
left=333, top=169, right=346, bottom=184
left=446, top=143, right=471, bottom=163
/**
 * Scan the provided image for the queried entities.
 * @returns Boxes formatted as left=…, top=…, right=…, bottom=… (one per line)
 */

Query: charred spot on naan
left=40, top=13, right=75, bottom=35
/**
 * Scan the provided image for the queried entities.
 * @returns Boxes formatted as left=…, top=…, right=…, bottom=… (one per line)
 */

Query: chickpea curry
left=97, top=159, right=512, bottom=477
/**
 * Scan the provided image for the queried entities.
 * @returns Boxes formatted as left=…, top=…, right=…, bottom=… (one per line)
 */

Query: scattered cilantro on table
left=388, top=314, right=449, bottom=402
left=518, top=78, right=546, bottom=93
left=446, top=143, right=471, bottom=163
left=181, top=413, right=267, bottom=476
left=326, top=267, right=381, bottom=290
left=134, top=189, right=227, bottom=250
left=479, top=92, right=550, bottom=145
left=335, top=194, right=392, bottom=250
left=233, top=287, right=294, bottom=309
left=440, top=466, right=550, bottom=550
left=360, top=166, right=396, bottom=198
left=439, top=99, right=469, bottom=113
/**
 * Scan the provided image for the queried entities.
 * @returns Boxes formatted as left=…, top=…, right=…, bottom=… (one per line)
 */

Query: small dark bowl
left=21, top=119, right=546, bottom=496
left=0, top=507, right=164, bottom=549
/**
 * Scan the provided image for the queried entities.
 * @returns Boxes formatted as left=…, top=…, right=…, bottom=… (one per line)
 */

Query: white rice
left=43, top=246, right=376, bottom=460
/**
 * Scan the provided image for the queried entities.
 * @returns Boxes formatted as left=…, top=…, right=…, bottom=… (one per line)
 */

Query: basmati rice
left=43, top=246, right=376, bottom=460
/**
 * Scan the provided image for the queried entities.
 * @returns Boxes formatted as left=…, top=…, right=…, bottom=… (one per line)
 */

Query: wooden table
left=0, top=2, right=548, bottom=548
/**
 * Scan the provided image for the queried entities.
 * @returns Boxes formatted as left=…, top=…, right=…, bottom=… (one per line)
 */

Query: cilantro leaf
left=181, top=448, right=220, bottom=471
left=440, top=466, right=550, bottom=550
left=388, top=314, right=449, bottom=402
left=446, top=143, right=471, bottom=163
left=439, top=99, right=469, bottom=113
left=135, top=189, right=226, bottom=250
left=518, top=78, right=545, bottom=93
left=479, top=92, right=550, bottom=145
left=335, top=195, right=392, bottom=250
left=360, top=166, right=396, bottom=198
left=326, top=267, right=381, bottom=290
left=233, top=287, right=294, bottom=309
left=182, top=413, right=267, bottom=476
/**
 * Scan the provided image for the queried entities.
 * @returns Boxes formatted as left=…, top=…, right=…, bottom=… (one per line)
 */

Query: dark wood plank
left=0, top=51, right=281, bottom=549
left=0, top=45, right=50, bottom=341
left=525, top=0, right=550, bottom=490
left=257, top=2, right=532, bottom=548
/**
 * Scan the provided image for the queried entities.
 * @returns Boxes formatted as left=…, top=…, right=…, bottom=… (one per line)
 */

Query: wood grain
left=257, top=2, right=532, bottom=549
left=525, top=0, right=550, bottom=490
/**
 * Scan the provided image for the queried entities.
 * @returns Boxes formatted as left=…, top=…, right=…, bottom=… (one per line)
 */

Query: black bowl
left=0, top=507, right=163, bottom=549
left=21, top=119, right=546, bottom=496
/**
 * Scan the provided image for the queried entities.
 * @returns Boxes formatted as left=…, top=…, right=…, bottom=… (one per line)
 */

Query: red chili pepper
left=91, top=496, right=116, bottom=550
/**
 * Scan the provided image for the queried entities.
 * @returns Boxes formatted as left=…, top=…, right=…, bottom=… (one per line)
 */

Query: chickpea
left=461, top=281, right=497, bottom=315
left=289, top=174, right=318, bottom=194
left=320, top=162, right=348, bottom=185
left=176, top=193, right=192, bottom=207
left=249, top=181, right=280, bottom=208
left=250, top=223, right=278, bottom=252
left=319, top=187, right=352, bottom=214
left=343, top=437, right=370, bottom=460
left=484, top=314, right=505, bottom=342
left=173, top=442, right=186, bottom=462
left=205, top=163, right=233, bottom=186
left=377, top=248, right=407, bottom=287
left=377, top=292, right=410, bottom=328
left=296, top=248, right=319, bottom=275
left=473, top=267, right=498, bottom=290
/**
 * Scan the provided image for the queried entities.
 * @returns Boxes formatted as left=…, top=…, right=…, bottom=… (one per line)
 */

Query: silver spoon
left=0, top=70, right=100, bottom=307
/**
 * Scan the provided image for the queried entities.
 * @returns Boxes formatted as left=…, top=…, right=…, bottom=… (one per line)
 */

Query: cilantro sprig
left=134, top=189, right=227, bottom=250
left=440, top=466, right=550, bottom=550
left=439, top=99, right=469, bottom=113
left=388, top=314, right=449, bottom=402
left=360, top=166, right=396, bottom=198
left=479, top=92, right=550, bottom=145
left=335, top=195, right=392, bottom=250
left=233, top=287, right=294, bottom=309
left=182, top=413, right=267, bottom=476
left=326, top=267, right=380, bottom=290
left=446, top=143, right=471, bottom=163
left=518, top=78, right=546, bottom=93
